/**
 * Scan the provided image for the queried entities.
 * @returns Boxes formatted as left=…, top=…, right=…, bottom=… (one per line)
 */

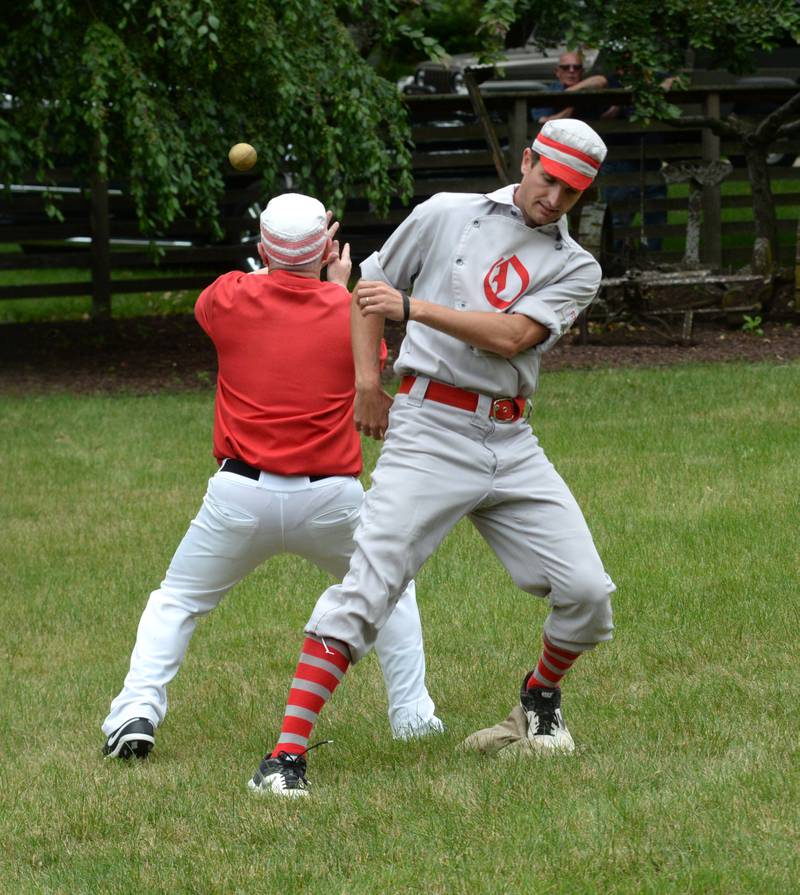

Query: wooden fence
left=1, top=84, right=799, bottom=313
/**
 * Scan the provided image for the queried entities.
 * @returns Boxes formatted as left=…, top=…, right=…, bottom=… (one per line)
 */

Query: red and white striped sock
left=271, top=636, right=350, bottom=757
left=528, top=635, right=581, bottom=690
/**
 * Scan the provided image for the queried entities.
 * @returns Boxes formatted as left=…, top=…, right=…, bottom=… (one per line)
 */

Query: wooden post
left=463, top=70, right=510, bottom=185
left=701, top=91, right=722, bottom=268
left=89, top=142, right=112, bottom=319
left=508, top=98, right=528, bottom=176
left=795, top=218, right=800, bottom=314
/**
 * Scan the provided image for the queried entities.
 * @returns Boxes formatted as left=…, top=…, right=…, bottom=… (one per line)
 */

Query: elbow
left=494, top=335, right=527, bottom=359
left=495, top=322, right=550, bottom=358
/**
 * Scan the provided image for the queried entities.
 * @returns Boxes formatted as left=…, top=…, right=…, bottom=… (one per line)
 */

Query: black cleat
left=248, top=751, right=309, bottom=798
left=103, top=718, right=155, bottom=759
left=519, top=673, right=575, bottom=754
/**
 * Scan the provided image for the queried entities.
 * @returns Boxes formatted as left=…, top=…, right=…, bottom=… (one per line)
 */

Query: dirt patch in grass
left=1, top=313, right=798, bottom=396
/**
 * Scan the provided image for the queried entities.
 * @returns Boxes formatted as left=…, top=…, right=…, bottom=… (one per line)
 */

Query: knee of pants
left=150, top=586, right=220, bottom=620
left=518, top=564, right=613, bottom=642
left=552, top=568, right=615, bottom=642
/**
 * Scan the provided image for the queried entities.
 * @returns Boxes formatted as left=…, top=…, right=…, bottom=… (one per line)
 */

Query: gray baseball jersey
left=360, top=185, right=601, bottom=397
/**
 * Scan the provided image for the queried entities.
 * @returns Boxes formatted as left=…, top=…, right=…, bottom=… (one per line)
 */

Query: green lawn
left=1, top=363, right=799, bottom=893
left=0, top=241, right=211, bottom=323
left=0, top=290, right=201, bottom=324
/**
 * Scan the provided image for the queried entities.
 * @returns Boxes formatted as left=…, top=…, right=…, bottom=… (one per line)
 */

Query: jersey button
left=472, top=220, right=480, bottom=228
left=455, top=258, right=464, bottom=265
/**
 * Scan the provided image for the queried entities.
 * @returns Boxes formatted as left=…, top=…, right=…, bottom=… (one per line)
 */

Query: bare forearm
left=567, top=75, right=608, bottom=91
left=543, top=107, right=575, bottom=121
left=355, top=280, right=549, bottom=358
left=351, top=289, right=385, bottom=389
left=409, top=297, right=547, bottom=358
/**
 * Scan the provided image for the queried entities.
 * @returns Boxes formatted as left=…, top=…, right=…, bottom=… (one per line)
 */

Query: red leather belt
left=398, top=376, right=526, bottom=423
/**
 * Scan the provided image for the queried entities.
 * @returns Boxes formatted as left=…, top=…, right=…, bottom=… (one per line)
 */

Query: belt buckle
left=491, top=398, right=518, bottom=423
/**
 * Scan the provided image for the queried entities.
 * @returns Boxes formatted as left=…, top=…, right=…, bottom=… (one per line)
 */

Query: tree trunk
left=89, top=133, right=111, bottom=319
left=744, top=143, right=779, bottom=264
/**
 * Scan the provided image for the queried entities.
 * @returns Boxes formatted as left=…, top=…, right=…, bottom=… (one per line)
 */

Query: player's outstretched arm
left=356, top=280, right=549, bottom=358
left=352, top=282, right=393, bottom=440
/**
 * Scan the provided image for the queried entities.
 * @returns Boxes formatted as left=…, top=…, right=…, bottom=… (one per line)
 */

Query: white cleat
left=519, top=681, right=575, bottom=755
left=393, top=715, right=445, bottom=741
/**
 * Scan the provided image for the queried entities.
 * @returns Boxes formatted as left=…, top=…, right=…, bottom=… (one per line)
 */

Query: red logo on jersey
left=483, top=255, right=531, bottom=309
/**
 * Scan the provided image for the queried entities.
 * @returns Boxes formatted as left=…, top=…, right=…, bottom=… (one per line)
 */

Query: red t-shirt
left=195, top=269, right=362, bottom=476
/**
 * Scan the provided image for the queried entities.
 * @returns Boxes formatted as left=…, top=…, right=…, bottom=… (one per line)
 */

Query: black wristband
left=402, top=293, right=411, bottom=324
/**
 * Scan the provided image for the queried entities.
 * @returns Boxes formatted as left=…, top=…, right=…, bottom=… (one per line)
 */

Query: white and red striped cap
left=259, top=193, right=328, bottom=266
left=532, top=119, right=607, bottom=190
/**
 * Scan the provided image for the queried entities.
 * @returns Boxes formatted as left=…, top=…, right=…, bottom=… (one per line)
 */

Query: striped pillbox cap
left=260, top=193, right=328, bottom=266
left=532, top=119, right=607, bottom=190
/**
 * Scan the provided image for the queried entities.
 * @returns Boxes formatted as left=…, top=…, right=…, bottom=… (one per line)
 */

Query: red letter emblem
left=483, top=255, right=531, bottom=309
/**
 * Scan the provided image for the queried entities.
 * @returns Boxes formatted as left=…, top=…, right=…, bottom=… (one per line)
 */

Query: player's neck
left=270, top=267, right=320, bottom=280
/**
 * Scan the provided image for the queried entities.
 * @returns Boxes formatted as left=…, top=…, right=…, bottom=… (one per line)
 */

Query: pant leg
left=102, top=473, right=277, bottom=734
left=375, top=581, right=436, bottom=734
left=306, top=394, right=495, bottom=662
left=283, top=475, right=436, bottom=732
left=469, top=426, right=615, bottom=653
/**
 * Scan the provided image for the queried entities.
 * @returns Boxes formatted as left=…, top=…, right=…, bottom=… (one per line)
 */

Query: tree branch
left=754, top=90, right=800, bottom=144
left=776, top=118, right=800, bottom=139
left=663, top=115, right=741, bottom=139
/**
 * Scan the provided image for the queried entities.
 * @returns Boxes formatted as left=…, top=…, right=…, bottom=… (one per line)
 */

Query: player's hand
left=354, top=385, right=393, bottom=440
left=357, top=281, right=405, bottom=322
left=325, top=209, right=341, bottom=245
left=326, top=241, right=351, bottom=288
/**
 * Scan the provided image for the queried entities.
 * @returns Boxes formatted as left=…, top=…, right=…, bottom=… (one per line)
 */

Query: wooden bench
left=576, top=160, right=774, bottom=344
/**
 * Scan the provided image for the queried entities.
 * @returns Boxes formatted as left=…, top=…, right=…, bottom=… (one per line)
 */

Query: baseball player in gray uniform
left=248, top=120, right=616, bottom=797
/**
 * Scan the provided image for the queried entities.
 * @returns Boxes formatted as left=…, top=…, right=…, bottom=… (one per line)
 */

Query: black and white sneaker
left=102, top=718, right=155, bottom=760
left=519, top=674, right=575, bottom=754
left=248, top=751, right=309, bottom=798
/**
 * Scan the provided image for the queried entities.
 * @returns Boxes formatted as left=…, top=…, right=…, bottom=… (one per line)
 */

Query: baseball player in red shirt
left=248, top=120, right=616, bottom=797
left=101, top=193, right=442, bottom=761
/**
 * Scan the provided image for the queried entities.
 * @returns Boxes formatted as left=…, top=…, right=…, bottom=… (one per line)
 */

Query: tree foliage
left=0, top=0, right=442, bottom=237
left=476, top=0, right=800, bottom=261
left=3, top=0, right=800, bottom=257
left=477, top=0, right=800, bottom=119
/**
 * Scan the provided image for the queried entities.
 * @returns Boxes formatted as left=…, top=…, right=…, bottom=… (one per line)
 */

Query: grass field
left=2, top=363, right=799, bottom=894
left=0, top=243, right=204, bottom=324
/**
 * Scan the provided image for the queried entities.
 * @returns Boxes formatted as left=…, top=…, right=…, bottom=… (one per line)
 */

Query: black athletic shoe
left=102, top=718, right=155, bottom=759
left=519, top=673, right=575, bottom=754
left=248, top=751, right=309, bottom=798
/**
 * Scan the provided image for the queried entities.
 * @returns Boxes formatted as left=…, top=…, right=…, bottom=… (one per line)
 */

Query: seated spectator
left=530, top=50, right=608, bottom=124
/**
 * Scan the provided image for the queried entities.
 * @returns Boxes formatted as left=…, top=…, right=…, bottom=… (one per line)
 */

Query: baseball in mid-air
left=228, top=143, right=257, bottom=171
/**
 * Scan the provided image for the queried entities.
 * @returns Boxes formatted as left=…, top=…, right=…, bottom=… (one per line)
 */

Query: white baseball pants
left=307, top=376, right=615, bottom=662
left=103, top=468, right=437, bottom=738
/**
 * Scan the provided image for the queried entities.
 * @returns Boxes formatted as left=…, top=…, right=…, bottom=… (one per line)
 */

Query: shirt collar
left=484, top=183, right=566, bottom=238
left=484, top=183, right=518, bottom=206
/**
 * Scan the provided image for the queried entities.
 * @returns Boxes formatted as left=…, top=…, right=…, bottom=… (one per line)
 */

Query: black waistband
left=220, top=459, right=332, bottom=482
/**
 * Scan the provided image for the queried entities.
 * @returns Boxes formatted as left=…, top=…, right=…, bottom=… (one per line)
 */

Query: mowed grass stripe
left=1, top=362, right=798, bottom=894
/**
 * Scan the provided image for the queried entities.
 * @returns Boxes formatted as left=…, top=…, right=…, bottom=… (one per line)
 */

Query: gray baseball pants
left=307, top=374, right=615, bottom=662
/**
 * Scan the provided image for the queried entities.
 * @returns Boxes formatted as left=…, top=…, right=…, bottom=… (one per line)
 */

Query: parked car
left=399, top=45, right=600, bottom=95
